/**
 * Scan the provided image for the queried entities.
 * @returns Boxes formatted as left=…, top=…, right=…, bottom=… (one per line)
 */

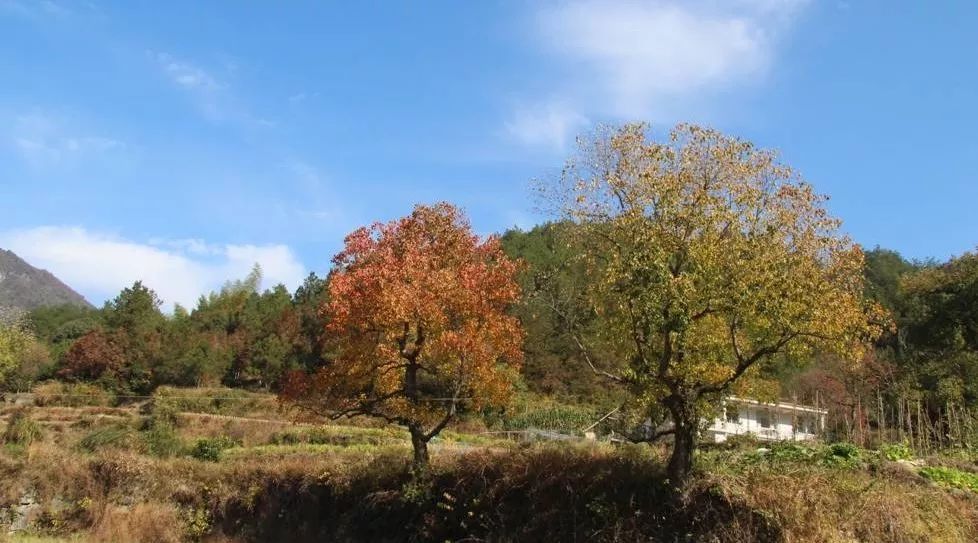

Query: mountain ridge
left=0, top=248, right=92, bottom=311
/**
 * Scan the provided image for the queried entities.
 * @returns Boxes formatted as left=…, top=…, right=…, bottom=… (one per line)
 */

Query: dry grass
left=90, top=503, right=184, bottom=543
left=700, top=465, right=978, bottom=542
left=2, top=399, right=978, bottom=542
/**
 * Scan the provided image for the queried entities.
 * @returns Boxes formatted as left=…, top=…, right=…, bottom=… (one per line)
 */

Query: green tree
left=501, top=223, right=620, bottom=403
left=900, top=251, right=978, bottom=407
left=292, top=272, right=329, bottom=370
left=100, top=281, right=166, bottom=392
left=102, top=281, right=165, bottom=333
left=864, top=247, right=918, bottom=313
left=0, top=316, right=35, bottom=388
left=27, top=304, right=99, bottom=362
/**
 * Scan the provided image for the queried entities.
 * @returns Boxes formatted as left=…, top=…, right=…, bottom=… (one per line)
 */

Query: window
left=725, top=406, right=740, bottom=424
left=757, top=409, right=773, bottom=429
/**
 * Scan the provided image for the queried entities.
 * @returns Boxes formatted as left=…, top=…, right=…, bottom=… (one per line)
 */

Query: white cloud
left=0, top=227, right=307, bottom=310
left=504, top=99, right=589, bottom=152
left=8, top=112, right=124, bottom=167
left=152, top=52, right=276, bottom=129
left=156, top=52, right=222, bottom=92
left=508, top=0, right=808, bottom=146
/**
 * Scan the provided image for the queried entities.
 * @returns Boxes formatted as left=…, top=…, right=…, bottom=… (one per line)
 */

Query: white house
left=706, top=396, right=826, bottom=443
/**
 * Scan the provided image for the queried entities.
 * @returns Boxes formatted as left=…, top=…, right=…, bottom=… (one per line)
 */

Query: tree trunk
left=409, top=424, right=429, bottom=469
left=665, top=395, right=698, bottom=489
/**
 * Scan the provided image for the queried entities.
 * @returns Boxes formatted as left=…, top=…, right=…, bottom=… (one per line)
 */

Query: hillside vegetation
left=2, top=388, right=978, bottom=542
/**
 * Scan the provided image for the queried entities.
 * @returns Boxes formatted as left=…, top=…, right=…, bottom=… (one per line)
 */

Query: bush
left=142, top=424, right=183, bottom=458
left=189, top=436, right=239, bottom=462
left=825, top=442, right=860, bottom=464
left=3, top=408, right=42, bottom=446
left=141, top=403, right=183, bottom=457
left=768, top=442, right=817, bottom=462
left=880, top=442, right=914, bottom=461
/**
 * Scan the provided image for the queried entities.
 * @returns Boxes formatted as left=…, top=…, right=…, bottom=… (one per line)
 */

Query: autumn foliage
left=282, top=203, right=523, bottom=466
left=548, top=123, right=885, bottom=485
left=59, top=329, right=127, bottom=382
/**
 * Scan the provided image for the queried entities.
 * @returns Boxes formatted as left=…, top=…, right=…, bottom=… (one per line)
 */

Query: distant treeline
left=3, top=225, right=978, bottom=449
left=6, top=227, right=978, bottom=448
left=6, top=264, right=327, bottom=393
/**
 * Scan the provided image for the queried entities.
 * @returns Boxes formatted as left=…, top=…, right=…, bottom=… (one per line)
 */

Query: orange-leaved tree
left=282, top=203, right=523, bottom=468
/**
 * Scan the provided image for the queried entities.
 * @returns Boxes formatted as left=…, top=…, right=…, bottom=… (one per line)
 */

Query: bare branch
left=572, top=333, right=625, bottom=383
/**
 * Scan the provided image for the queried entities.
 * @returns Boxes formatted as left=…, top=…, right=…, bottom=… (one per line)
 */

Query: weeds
left=920, top=466, right=978, bottom=492
left=3, top=409, right=42, bottom=447
left=77, top=424, right=139, bottom=453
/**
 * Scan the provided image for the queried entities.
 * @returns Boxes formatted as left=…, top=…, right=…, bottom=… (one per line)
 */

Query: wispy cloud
left=152, top=51, right=273, bottom=127
left=0, top=227, right=307, bottom=310
left=153, top=52, right=228, bottom=121
left=504, top=99, right=589, bottom=152
left=7, top=112, right=124, bottom=168
left=507, top=0, right=808, bottom=149
left=156, top=52, right=222, bottom=92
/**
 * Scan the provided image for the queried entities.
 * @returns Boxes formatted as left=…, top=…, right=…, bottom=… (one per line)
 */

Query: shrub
left=768, top=442, right=817, bottom=462
left=823, top=442, right=860, bottom=467
left=2, top=408, right=42, bottom=447
left=141, top=403, right=183, bottom=457
left=189, top=436, right=239, bottom=462
left=880, top=442, right=914, bottom=461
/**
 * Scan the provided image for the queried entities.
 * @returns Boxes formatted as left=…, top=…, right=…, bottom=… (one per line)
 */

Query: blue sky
left=1, top=1, right=976, bottom=309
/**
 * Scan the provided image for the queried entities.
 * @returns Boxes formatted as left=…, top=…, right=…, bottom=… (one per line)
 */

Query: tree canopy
left=545, top=123, right=884, bottom=485
left=282, top=203, right=524, bottom=467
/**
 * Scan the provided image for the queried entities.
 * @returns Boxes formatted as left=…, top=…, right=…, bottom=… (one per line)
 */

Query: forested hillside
left=3, top=212, right=978, bottom=452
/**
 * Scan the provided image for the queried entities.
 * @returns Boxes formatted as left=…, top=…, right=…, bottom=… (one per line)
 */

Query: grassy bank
left=2, top=390, right=978, bottom=542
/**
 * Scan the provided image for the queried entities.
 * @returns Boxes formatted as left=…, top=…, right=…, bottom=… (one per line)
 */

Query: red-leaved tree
left=282, top=203, right=523, bottom=467
left=59, top=329, right=127, bottom=382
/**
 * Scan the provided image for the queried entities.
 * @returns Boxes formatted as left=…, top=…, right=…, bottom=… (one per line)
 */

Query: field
left=2, top=387, right=978, bottom=542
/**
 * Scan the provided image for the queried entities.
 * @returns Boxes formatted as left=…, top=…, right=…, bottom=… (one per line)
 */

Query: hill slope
left=0, top=249, right=91, bottom=311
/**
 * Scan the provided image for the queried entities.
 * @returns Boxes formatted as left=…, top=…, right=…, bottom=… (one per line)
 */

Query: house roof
left=726, top=396, right=827, bottom=415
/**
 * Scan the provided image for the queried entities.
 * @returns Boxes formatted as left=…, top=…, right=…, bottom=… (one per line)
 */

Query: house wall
left=707, top=402, right=823, bottom=443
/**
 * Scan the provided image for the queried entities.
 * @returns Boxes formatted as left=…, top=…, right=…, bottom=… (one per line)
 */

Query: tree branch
left=572, top=333, right=625, bottom=383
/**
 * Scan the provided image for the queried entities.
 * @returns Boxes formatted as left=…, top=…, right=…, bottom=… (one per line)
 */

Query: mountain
left=0, top=249, right=92, bottom=311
